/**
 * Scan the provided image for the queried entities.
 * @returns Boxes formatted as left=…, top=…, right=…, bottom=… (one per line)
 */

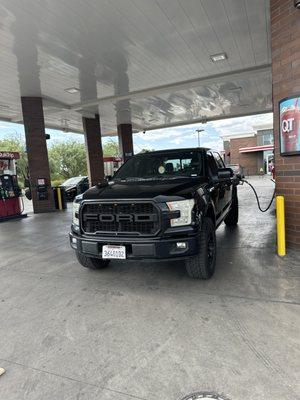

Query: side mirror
left=105, top=175, right=113, bottom=181
left=218, top=167, right=233, bottom=181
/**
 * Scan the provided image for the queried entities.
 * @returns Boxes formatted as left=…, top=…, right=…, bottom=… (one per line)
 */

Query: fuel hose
left=241, top=179, right=276, bottom=213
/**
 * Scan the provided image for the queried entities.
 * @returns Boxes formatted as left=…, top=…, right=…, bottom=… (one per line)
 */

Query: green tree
left=0, top=136, right=28, bottom=181
left=138, top=148, right=155, bottom=153
left=103, top=139, right=119, bottom=156
left=48, top=141, right=87, bottom=180
left=0, top=135, right=122, bottom=184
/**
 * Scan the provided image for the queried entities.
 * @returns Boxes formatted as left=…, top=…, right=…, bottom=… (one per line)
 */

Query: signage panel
left=279, top=95, right=300, bottom=155
left=0, top=151, right=20, bottom=160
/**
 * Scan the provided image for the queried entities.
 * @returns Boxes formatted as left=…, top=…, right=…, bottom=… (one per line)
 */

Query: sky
left=0, top=112, right=273, bottom=152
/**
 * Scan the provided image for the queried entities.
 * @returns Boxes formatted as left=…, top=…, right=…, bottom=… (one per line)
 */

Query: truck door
left=213, top=151, right=232, bottom=213
left=206, top=151, right=222, bottom=221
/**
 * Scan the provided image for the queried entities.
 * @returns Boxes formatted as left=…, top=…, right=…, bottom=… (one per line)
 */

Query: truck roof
left=136, top=147, right=210, bottom=155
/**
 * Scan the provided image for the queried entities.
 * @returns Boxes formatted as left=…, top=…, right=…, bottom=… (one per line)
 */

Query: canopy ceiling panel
left=0, top=0, right=271, bottom=135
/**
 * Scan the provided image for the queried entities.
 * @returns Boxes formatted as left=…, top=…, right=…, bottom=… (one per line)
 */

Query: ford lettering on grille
left=81, top=202, right=160, bottom=235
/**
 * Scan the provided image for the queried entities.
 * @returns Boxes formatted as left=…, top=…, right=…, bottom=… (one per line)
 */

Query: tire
left=185, top=217, right=216, bottom=279
left=224, top=187, right=238, bottom=227
left=75, top=251, right=110, bottom=270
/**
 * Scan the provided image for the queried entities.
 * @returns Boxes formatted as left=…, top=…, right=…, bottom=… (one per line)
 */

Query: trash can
left=52, top=186, right=67, bottom=210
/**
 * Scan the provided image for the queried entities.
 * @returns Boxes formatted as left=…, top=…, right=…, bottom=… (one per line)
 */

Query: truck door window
left=207, top=152, right=218, bottom=175
left=213, top=152, right=225, bottom=169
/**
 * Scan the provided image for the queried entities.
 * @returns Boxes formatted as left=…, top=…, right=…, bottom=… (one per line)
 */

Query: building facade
left=222, top=124, right=274, bottom=176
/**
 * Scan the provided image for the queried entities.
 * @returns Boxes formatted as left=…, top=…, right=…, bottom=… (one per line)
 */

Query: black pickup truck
left=70, top=148, right=239, bottom=279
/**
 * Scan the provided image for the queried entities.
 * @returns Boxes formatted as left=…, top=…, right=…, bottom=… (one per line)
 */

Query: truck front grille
left=81, top=202, right=160, bottom=235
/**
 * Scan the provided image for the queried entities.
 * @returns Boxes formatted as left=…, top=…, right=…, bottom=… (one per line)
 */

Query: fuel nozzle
left=231, top=173, right=243, bottom=186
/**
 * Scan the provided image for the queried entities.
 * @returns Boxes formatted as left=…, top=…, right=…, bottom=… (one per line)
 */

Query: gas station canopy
left=0, top=0, right=272, bottom=135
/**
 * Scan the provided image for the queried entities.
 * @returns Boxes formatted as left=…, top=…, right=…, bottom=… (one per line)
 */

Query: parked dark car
left=61, top=176, right=89, bottom=201
left=24, top=176, right=89, bottom=201
left=70, top=148, right=239, bottom=279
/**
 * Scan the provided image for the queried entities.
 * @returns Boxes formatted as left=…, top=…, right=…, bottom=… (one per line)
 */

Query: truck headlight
left=72, top=201, right=80, bottom=226
left=166, top=199, right=195, bottom=227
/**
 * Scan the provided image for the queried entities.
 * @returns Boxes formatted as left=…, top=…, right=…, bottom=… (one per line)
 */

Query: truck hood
left=82, top=178, right=207, bottom=201
left=61, top=185, right=76, bottom=191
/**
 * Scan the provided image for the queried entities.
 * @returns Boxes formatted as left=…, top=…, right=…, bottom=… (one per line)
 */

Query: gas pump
left=103, top=156, right=123, bottom=177
left=0, top=151, right=27, bottom=221
left=36, top=178, right=48, bottom=200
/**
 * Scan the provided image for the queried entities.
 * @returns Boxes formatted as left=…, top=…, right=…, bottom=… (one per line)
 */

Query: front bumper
left=69, top=231, right=200, bottom=261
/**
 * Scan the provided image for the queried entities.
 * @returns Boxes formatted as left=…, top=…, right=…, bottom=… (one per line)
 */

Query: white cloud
left=208, top=113, right=273, bottom=137
left=134, top=113, right=273, bottom=145
left=135, top=129, right=186, bottom=142
left=135, top=125, right=211, bottom=143
left=0, top=123, right=11, bottom=129
left=170, top=136, right=187, bottom=145
left=200, top=137, right=223, bottom=151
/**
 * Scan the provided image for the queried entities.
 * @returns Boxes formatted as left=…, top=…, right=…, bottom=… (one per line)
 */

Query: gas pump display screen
left=2, top=175, right=11, bottom=188
left=279, top=95, right=300, bottom=155
left=37, top=178, right=46, bottom=185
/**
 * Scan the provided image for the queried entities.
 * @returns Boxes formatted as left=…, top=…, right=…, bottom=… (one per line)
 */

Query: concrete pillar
left=82, top=115, right=104, bottom=186
left=270, top=0, right=300, bottom=246
left=118, top=123, right=133, bottom=162
left=21, top=97, right=55, bottom=213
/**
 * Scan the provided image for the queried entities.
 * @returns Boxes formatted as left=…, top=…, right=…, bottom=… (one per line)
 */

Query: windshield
left=114, top=151, right=203, bottom=181
left=62, top=176, right=84, bottom=186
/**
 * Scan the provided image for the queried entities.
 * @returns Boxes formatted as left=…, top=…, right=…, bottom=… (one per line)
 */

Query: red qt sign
left=279, top=96, right=300, bottom=155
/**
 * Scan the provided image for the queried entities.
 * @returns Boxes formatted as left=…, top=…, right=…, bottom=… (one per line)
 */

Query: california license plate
left=102, top=245, right=126, bottom=260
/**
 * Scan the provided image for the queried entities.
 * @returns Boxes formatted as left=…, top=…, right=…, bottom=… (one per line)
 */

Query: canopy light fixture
left=226, top=86, right=242, bottom=92
left=64, top=87, right=80, bottom=94
left=181, top=392, right=230, bottom=400
left=239, top=103, right=251, bottom=107
left=210, top=52, right=227, bottom=62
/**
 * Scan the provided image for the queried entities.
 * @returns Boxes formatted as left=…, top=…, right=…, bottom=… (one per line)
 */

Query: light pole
left=195, top=129, right=204, bottom=147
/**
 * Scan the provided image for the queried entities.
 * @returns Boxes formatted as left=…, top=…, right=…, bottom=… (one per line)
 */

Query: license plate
left=102, top=245, right=126, bottom=260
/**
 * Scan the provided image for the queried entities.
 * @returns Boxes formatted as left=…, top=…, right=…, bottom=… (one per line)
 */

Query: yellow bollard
left=57, top=187, right=63, bottom=211
left=276, top=195, right=286, bottom=256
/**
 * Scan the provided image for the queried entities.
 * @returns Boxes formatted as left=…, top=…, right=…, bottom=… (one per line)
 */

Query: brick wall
left=271, top=0, right=300, bottom=246
left=223, top=140, right=230, bottom=164
left=229, top=136, right=260, bottom=176
left=82, top=115, right=104, bottom=186
left=118, top=124, right=133, bottom=161
left=21, top=97, right=55, bottom=213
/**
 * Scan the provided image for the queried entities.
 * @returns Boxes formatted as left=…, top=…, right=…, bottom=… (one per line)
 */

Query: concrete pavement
left=0, top=176, right=299, bottom=400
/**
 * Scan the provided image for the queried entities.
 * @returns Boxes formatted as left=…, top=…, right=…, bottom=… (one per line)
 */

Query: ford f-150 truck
left=70, top=148, right=238, bottom=279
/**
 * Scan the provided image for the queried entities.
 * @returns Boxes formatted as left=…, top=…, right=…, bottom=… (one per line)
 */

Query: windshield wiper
left=136, top=176, right=191, bottom=181
left=114, top=176, right=200, bottom=182
left=150, top=176, right=198, bottom=180
left=114, top=177, right=150, bottom=182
